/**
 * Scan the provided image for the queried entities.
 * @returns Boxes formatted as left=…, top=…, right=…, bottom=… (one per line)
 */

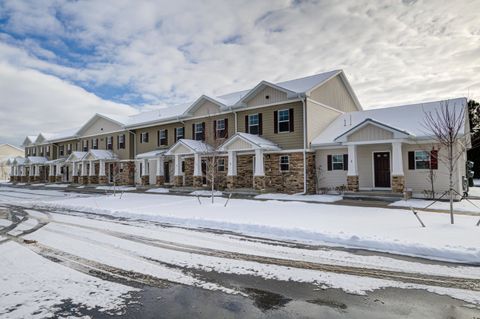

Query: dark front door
left=164, top=161, right=170, bottom=183
left=374, top=152, right=391, bottom=188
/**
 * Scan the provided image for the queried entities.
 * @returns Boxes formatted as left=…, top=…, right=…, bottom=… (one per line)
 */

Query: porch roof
left=24, top=156, right=48, bottom=165
left=165, top=139, right=213, bottom=156
left=84, top=150, right=118, bottom=161
left=13, top=157, right=26, bottom=165
left=218, top=133, right=281, bottom=152
left=334, top=118, right=411, bottom=142
left=136, top=150, right=167, bottom=159
left=65, top=151, right=88, bottom=162
left=45, top=158, right=66, bottom=165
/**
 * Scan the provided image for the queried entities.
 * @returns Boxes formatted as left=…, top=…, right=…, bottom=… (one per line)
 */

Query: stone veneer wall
left=235, top=155, right=254, bottom=188
left=184, top=158, right=194, bottom=187
left=117, top=161, right=135, bottom=185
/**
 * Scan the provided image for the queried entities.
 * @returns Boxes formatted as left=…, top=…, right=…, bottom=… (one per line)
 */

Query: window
left=194, top=123, right=204, bottom=141
left=82, top=140, right=88, bottom=152
left=118, top=135, right=125, bottom=149
left=278, top=109, right=290, bottom=132
left=215, top=119, right=227, bottom=139
left=332, top=154, right=344, bottom=170
left=59, top=145, right=65, bottom=157
left=415, top=151, right=430, bottom=169
left=67, top=144, right=72, bottom=155
left=92, top=139, right=98, bottom=150
left=181, top=160, right=185, bottom=173
left=39, top=146, right=43, bottom=156
left=158, top=129, right=168, bottom=146
left=175, top=127, right=184, bottom=141
left=140, top=132, right=149, bottom=143
left=107, top=136, right=113, bottom=150
left=46, top=145, right=50, bottom=156
left=248, top=114, right=259, bottom=135
left=217, top=158, right=225, bottom=172
left=280, top=155, right=289, bottom=171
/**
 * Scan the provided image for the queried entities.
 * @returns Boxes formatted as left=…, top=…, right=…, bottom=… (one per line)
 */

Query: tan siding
left=347, top=124, right=393, bottom=142
left=316, top=148, right=348, bottom=189
left=77, top=131, right=133, bottom=160
left=136, top=123, right=182, bottom=154
left=183, top=113, right=235, bottom=147
left=81, top=117, right=122, bottom=137
left=246, top=86, right=287, bottom=107
left=225, top=138, right=253, bottom=151
left=306, top=100, right=341, bottom=145
left=237, top=102, right=303, bottom=150
left=310, top=75, right=358, bottom=112
left=192, top=100, right=221, bottom=117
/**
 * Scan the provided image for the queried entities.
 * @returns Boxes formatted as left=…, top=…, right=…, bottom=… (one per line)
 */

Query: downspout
left=301, top=95, right=307, bottom=194
left=229, top=107, right=238, bottom=132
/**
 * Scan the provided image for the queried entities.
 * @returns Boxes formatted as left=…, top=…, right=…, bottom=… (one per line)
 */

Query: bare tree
left=423, top=101, right=466, bottom=224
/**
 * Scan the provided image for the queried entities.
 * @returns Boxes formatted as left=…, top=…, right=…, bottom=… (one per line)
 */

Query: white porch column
left=89, top=160, right=94, bottom=176
left=254, top=149, right=264, bottom=176
left=174, top=155, right=182, bottom=176
left=227, top=151, right=237, bottom=176
left=391, top=142, right=404, bottom=176
left=81, top=161, right=87, bottom=176
left=55, top=163, right=62, bottom=176
left=72, top=162, right=78, bottom=177
left=21, top=166, right=26, bottom=176
left=140, top=159, right=148, bottom=176
left=99, top=160, right=106, bottom=176
left=49, top=164, right=54, bottom=176
left=10, top=165, right=14, bottom=177
left=347, top=145, right=358, bottom=176
left=156, top=157, right=164, bottom=176
left=34, top=165, right=40, bottom=176
left=193, top=153, right=202, bottom=176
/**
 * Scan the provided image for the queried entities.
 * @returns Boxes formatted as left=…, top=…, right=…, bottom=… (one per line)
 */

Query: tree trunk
left=449, top=142, right=454, bottom=224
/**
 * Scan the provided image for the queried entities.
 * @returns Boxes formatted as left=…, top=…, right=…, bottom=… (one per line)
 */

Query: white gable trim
left=334, top=119, right=411, bottom=143
left=184, top=95, right=225, bottom=116
left=235, top=81, right=297, bottom=107
left=218, top=133, right=281, bottom=152
left=76, top=114, right=125, bottom=137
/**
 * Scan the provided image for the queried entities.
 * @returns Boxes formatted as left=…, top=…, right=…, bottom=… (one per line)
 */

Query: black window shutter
left=259, top=113, right=263, bottom=135
left=117, top=136, right=119, bottom=149
left=327, top=155, right=332, bottom=171
left=224, top=118, right=228, bottom=138
left=431, top=150, right=438, bottom=170
left=165, top=129, right=168, bottom=145
left=289, top=108, right=294, bottom=132
left=213, top=120, right=217, bottom=139
left=408, top=151, right=415, bottom=170
left=146, top=132, right=149, bottom=143
left=343, top=154, right=348, bottom=171
left=174, top=128, right=177, bottom=142
left=245, top=115, right=249, bottom=133
left=274, top=111, right=278, bottom=134
left=157, top=131, right=160, bottom=146
left=202, top=122, right=205, bottom=140
left=96, top=138, right=99, bottom=148
left=192, top=124, right=195, bottom=139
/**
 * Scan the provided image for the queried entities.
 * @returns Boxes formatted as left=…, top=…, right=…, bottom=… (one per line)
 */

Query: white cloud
left=0, top=0, right=479, bottom=145
left=0, top=63, right=137, bottom=146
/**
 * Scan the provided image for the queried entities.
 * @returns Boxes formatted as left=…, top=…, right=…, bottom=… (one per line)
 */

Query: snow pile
left=391, top=198, right=480, bottom=214
left=0, top=218, right=11, bottom=228
left=45, top=184, right=70, bottom=188
left=190, top=190, right=223, bottom=196
left=255, top=193, right=342, bottom=203
left=0, top=242, right=135, bottom=318
left=146, top=188, right=170, bottom=194
left=96, top=186, right=137, bottom=191
left=7, top=218, right=38, bottom=236
left=35, top=193, right=480, bottom=263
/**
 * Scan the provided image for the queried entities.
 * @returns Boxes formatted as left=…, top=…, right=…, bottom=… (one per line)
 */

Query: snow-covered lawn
left=7, top=218, right=38, bottom=236
left=0, top=241, right=135, bottom=318
left=0, top=218, right=11, bottom=227
left=45, top=184, right=70, bottom=188
left=255, top=193, right=342, bottom=203
left=391, top=198, right=480, bottom=214
left=96, top=186, right=137, bottom=191
left=146, top=188, right=170, bottom=193
left=0, top=187, right=84, bottom=203
left=190, top=190, right=223, bottom=196
left=468, top=186, right=480, bottom=197
left=35, top=193, right=480, bottom=263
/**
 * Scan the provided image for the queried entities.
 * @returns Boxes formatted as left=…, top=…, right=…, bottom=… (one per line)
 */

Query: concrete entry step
left=343, top=191, right=404, bottom=203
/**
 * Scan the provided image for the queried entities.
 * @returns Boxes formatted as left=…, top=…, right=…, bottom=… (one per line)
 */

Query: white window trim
left=248, top=113, right=259, bottom=134
left=279, top=155, right=290, bottom=172
left=141, top=132, right=148, bottom=143
left=332, top=154, right=344, bottom=171
left=176, top=127, right=184, bottom=140
left=277, top=109, right=290, bottom=133
left=217, top=158, right=225, bottom=172
left=414, top=150, right=431, bottom=170
left=194, top=123, right=203, bottom=140
left=159, top=129, right=167, bottom=145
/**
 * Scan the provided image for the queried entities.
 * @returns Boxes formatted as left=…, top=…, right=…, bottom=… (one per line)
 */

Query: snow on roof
left=0, top=144, right=24, bottom=152
left=180, top=139, right=214, bottom=153
left=312, top=98, right=467, bottom=146
left=13, top=157, right=26, bottom=165
left=229, top=133, right=281, bottom=151
left=125, top=102, right=191, bottom=127
left=25, top=156, right=48, bottom=164
left=136, top=150, right=167, bottom=159
left=40, top=127, right=80, bottom=143
left=275, top=70, right=340, bottom=93
left=65, top=151, right=88, bottom=162
left=86, top=150, right=118, bottom=160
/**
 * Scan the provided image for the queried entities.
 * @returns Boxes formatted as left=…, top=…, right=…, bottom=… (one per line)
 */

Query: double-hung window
left=92, top=139, right=98, bottom=149
left=67, top=144, right=72, bottom=154
left=248, top=114, right=259, bottom=135
left=175, top=127, right=184, bottom=141
left=216, top=119, right=227, bottom=138
left=46, top=145, right=50, bottom=156
left=39, top=146, right=43, bottom=156
left=59, top=145, right=65, bottom=157
left=118, top=135, right=125, bottom=149
left=415, top=150, right=430, bottom=169
left=278, top=109, right=290, bottom=132
left=82, top=140, right=88, bottom=152
left=159, top=129, right=168, bottom=146
left=279, top=155, right=289, bottom=171
left=217, top=158, right=225, bottom=172
left=140, top=132, right=149, bottom=143
left=107, top=136, right=113, bottom=150
left=194, top=123, right=204, bottom=141
left=332, top=154, right=344, bottom=170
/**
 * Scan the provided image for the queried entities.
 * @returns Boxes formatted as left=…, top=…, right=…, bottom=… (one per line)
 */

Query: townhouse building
left=12, top=70, right=471, bottom=196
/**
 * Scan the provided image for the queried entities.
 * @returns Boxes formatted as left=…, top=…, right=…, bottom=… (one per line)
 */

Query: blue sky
left=0, top=0, right=479, bottom=145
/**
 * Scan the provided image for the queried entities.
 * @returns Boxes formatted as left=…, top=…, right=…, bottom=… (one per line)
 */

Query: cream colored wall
left=315, top=148, right=348, bottom=189
left=225, top=138, right=253, bottom=151
left=246, top=86, right=288, bottom=107
left=237, top=101, right=303, bottom=150
left=77, top=131, right=133, bottom=160
left=183, top=113, right=236, bottom=147
left=309, top=75, right=358, bottom=112
left=347, top=124, right=393, bottom=142
left=82, top=117, right=123, bottom=137
left=0, top=145, right=24, bottom=180
left=136, top=122, right=183, bottom=154
left=306, top=100, right=341, bottom=145
left=192, top=100, right=221, bottom=117
left=357, top=143, right=392, bottom=189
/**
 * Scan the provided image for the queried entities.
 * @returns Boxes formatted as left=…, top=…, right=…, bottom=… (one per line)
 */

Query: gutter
left=300, top=94, right=308, bottom=194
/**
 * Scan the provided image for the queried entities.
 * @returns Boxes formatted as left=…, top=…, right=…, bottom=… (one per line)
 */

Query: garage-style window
left=279, top=155, right=290, bottom=171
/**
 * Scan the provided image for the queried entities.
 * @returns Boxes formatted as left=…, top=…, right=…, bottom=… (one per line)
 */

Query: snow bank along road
left=1, top=186, right=480, bottom=317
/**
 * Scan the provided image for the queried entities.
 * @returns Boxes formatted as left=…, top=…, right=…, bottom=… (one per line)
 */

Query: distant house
left=13, top=70, right=471, bottom=197
left=0, top=144, right=24, bottom=181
